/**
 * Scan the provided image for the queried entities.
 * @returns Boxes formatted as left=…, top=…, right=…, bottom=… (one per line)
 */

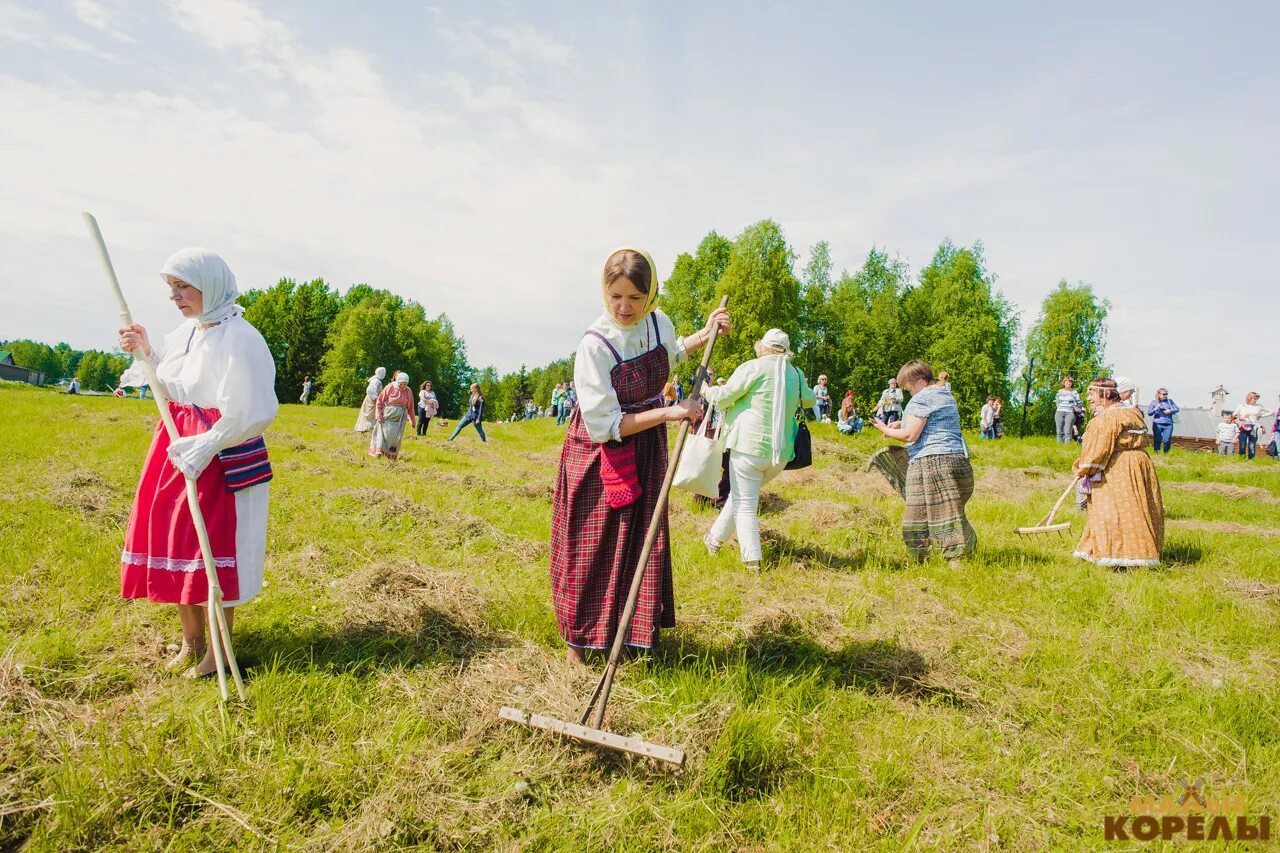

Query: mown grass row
left=1, top=382, right=1277, bottom=850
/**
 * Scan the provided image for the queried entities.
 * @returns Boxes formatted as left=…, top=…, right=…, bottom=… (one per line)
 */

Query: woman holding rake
left=1071, top=377, right=1163, bottom=568
left=117, top=248, right=277, bottom=678
left=550, top=248, right=729, bottom=665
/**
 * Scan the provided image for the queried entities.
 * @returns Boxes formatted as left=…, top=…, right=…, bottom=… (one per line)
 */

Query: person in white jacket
left=117, top=248, right=278, bottom=679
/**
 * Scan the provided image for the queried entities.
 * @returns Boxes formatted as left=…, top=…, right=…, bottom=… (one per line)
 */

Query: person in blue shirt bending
left=873, top=360, right=976, bottom=564
left=1146, top=388, right=1180, bottom=453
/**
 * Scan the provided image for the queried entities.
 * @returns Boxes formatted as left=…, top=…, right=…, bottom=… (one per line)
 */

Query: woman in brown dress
left=1072, top=377, right=1164, bottom=568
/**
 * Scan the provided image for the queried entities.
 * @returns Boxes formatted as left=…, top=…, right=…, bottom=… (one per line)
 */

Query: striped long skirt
left=902, top=453, right=977, bottom=560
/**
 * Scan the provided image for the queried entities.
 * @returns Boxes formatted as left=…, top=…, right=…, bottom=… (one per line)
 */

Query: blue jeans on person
left=449, top=415, right=486, bottom=442
left=1054, top=409, right=1074, bottom=443
left=1238, top=428, right=1258, bottom=459
left=981, top=426, right=996, bottom=440
left=813, top=401, right=829, bottom=421
left=556, top=405, right=569, bottom=425
left=1151, top=422, right=1173, bottom=453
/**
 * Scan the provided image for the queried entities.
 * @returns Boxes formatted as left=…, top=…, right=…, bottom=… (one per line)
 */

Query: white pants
left=709, top=451, right=788, bottom=562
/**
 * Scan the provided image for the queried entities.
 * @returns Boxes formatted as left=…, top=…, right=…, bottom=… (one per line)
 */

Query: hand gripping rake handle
left=82, top=212, right=246, bottom=702
left=580, top=295, right=729, bottom=730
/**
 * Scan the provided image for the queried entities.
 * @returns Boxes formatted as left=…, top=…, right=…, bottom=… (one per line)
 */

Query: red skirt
left=549, top=410, right=674, bottom=648
left=121, top=403, right=239, bottom=604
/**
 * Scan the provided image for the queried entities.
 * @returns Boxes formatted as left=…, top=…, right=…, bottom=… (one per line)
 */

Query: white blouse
left=121, top=312, right=279, bottom=479
left=573, top=309, right=689, bottom=443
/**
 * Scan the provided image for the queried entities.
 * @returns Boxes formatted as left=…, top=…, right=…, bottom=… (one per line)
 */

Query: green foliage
left=316, top=289, right=469, bottom=417
left=902, top=241, right=1018, bottom=424
left=662, top=231, right=733, bottom=342
left=824, top=248, right=913, bottom=410
left=241, top=278, right=343, bottom=403
left=710, top=220, right=802, bottom=378
left=1022, top=281, right=1111, bottom=435
left=1, top=339, right=67, bottom=382
left=795, top=241, right=835, bottom=381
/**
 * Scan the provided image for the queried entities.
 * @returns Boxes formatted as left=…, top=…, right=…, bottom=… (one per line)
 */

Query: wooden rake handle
left=1039, top=476, right=1081, bottom=527
left=82, top=212, right=246, bottom=702
left=580, top=295, right=729, bottom=730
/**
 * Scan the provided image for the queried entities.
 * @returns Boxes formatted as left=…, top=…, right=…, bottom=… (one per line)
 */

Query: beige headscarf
left=601, top=247, right=660, bottom=322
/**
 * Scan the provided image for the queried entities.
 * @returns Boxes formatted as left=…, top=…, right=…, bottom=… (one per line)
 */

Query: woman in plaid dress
left=550, top=248, right=730, bottom=665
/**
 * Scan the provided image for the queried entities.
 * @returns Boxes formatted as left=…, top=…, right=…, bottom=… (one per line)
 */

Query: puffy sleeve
left=657, top=310, right=688, bottom=368
left=119, top=323, right=187, bottom=396
left=375, top=384, right=393, bottom=420
left=574, top=335, right=625, bottom=443
left=1073, top=410, right=1122, bottom=477
left=167, top=323, right=279, bottom=479
left=366, top=378, right=381, bottom=401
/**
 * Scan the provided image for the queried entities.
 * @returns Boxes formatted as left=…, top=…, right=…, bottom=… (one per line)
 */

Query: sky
left=1, top=0, right=1276, bottom=410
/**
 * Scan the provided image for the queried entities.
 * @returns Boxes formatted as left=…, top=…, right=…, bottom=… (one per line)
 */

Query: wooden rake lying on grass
left=82, top=212, right=246, bottom=702
left=1014, top=476, right=1081, bottom=536
left=500, top=296, right=730, bottom=768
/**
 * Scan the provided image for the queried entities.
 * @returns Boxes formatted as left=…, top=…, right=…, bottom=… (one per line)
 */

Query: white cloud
left=492, top=24, right=575, bottom=69
left=0, top=1, right=122, bottom=60
left=72, top=0, right=135, bottom=43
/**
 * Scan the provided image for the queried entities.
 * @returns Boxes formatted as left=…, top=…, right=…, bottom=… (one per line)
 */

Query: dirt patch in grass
left=1169, top=520, right=1280, bottom=537
left=1224, top=578, right=1280, bottom=603
left=1164, top=482, right=1278, bottom=504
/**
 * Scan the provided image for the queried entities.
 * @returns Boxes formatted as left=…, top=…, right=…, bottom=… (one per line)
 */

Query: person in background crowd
left=837, top=390, right=862, bottom=435
left=560, top=381, right=577, bottom=425
left=1146, top=388, right=1179, bottom=453
left=354, top=367, right=386, bottom=432
left=550, top=383, right=566, bottom=423
left=702, top=329, right=813, bottom=571
left=812, top=375, right=831, bottom=422
left=449, top=383, right=488, bottom=442
left=873, top=360, right=976, bottom=564
left=1215, top=412, right=1238, bottom=455
left=416, top=380, right=438, bottom=435
left=936, top=370, right=951, bottom=391
left=662, top=379, right=678, bottom=406
left=676, top=377, right=685, bottom=403
left=369, top=372, right=416, bottom=461
left=1232, top=391, right=1273, bottom=459
left=1268, top=396, right=1280, bottom=459
left=1054, top=377, right=1082, bottom=444
left=299, top=375, right=313, bottom=405
left=67, top=376, right=80, bottom=394
left=876, top=378, right=903, bottom=425
left=980, top=395, right=997, bottom=439
left=992, top=397, right=1005, bottom=439
left=1071, top=377, right=1163, bottom=568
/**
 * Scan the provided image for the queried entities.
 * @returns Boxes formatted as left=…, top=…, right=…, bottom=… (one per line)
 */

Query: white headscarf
left=758, top=329, right=794, bottom=466
left=160, top=248, right=239, bottom=325
left=394, top=371, right=409, bottom=384
left=374, top=367, right=386, bottom=380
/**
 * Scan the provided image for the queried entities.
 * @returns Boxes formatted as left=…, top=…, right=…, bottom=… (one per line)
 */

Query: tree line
left=480, top=219, right=1110, bottom=432
left=9, top=221, right=1109, bottom=432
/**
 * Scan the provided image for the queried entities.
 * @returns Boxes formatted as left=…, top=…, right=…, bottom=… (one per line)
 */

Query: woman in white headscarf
left=117, top=248, right=278, bottom=678
left=354, top=366, right=386, bottom=432
left=369, top=371, right=416, bottom=460
left=702, top=329, right=816, bottom=570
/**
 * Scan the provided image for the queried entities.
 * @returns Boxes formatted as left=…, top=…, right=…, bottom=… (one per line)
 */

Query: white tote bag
left=673, top=408, right=725, bottom=498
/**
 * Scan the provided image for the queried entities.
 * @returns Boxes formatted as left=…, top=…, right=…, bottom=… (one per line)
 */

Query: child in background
left=1215, top=413, right=1238, bottom=455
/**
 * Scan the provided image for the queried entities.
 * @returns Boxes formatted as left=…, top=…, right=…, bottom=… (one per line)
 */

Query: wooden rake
left=500, top=296, right=730, bottom=768
left=1013, top=476, right=1080, bottom=536
left=83, top=212, right=246, bottom=702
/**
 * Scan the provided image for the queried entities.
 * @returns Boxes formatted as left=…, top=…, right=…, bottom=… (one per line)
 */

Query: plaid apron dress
left=550, top=314, right=675, bottom=648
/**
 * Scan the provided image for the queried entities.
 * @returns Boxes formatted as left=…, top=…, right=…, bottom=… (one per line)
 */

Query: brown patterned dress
left=1073, top=406, right=1164, bottom=567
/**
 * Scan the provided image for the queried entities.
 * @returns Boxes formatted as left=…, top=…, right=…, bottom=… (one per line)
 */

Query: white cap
left=1115, top=375, right=1135, bottom=395
left=758, top=328, right=792, bottom=355
left=394, top=371, right=409, bottom=384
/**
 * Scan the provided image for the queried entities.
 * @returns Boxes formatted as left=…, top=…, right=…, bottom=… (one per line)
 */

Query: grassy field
left=2, top=381, right=1278, bottom=850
